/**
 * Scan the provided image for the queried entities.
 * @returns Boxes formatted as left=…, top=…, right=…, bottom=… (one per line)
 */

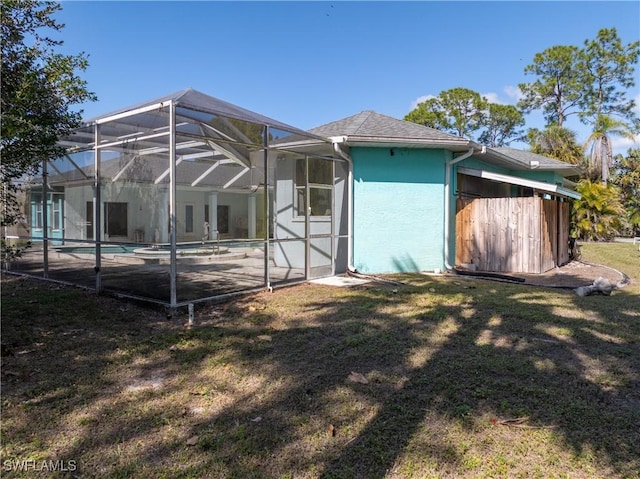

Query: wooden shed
left=454, top=166, right=577, bottom=274
left=456, top=196, right=570, bottom=274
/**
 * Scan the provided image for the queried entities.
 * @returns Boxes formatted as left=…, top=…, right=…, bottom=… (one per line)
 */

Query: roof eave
left=458, top=167, right=581, bottom=199
left=343, top=136, right=473, bottom=150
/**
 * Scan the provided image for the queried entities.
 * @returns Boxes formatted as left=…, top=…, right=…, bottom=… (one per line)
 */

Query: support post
left=208, top=192, right=218, bottom=240
left=42, top=160, right=48, bottom=278
left=263, top=127, right=271, bottom=291
left=169, top=102, right=177, bottom=307
left=94, top=123, right=102, bottom=292
left=304, top=156, right=310, bottom=280
left=248, top=194, right=257, bottom=239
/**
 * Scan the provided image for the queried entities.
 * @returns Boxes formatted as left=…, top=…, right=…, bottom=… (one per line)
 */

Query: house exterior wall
left=61, top=183, right=255, bottom=244
left=274, top=156, right=306, bottom=269
left=351, top=147, right=447, bottom=274
left=64, top=183, right=169, bottom=243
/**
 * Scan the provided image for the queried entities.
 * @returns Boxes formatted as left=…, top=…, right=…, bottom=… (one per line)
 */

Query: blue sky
left=56, top=1, right=640, bottom=153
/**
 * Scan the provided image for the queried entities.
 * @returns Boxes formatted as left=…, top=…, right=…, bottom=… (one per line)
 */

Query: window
left=185, top=204, right=194, bottom=234
left=52, top=195, right=62, bottom=230
left=309, top=188, right=331, bottom=216
left=295, top=157, right=332, bottom=217
left=32, top=194, right=43, bottom=229
left=104, top=202, right=128, bottom=237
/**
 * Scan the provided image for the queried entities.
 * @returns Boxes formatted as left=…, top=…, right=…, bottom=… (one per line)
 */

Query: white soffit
left=458, top=167, right=581, bottom=200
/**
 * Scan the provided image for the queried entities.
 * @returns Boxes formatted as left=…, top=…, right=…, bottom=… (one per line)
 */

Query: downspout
left=444, top=145, right=485, bottom=271
left=329, top=136, right=354, bottom=272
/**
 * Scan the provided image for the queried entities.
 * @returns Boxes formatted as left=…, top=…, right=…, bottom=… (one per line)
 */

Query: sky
left=54, top=1, right=640, bottom=154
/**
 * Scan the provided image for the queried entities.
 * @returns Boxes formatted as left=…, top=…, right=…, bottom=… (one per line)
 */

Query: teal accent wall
left=352, top=147, right=447, bottom=274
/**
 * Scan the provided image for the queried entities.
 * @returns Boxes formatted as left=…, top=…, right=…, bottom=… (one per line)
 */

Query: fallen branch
left=346, top=269, right=406, bottom=286
left=491, top=416, right=557, bottom=429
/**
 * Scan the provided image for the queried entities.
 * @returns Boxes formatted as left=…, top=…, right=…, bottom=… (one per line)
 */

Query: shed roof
left=491, top=147, right=580, bottom=172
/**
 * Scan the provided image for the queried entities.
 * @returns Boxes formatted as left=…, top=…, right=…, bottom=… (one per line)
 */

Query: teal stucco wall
left=352, top=147, right=448, bottom=274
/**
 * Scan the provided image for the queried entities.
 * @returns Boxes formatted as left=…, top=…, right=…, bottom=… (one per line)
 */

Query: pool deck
left=8, top=247, right=307, bottom=305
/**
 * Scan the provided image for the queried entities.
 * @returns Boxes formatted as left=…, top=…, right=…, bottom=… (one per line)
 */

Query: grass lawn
left=1, top=242, right=639, bottom=478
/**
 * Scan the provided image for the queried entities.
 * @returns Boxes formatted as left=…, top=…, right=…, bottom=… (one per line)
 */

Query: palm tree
left=527, top=125, right=585, bottom=166
left=585, top=115, right=637, bottom=184
left=611, top=148, right=640, bottom=236
left=573, top=179, right=625, bottom=241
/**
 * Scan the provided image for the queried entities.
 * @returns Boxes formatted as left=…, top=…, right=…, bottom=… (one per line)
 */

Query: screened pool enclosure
left=9, top=89, right=350, bottom=306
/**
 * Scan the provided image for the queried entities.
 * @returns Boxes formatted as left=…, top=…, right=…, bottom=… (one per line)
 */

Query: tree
left=404, top=97, right=447, bottom=133
left=584, top=114, right=637, bottom=183
left=1, top=0, right=96, bottom=228
left=478, top=103, right=526, bottom=147
left=404, top=88, right=487, bottom=138
left=572, top=179, right=625, bottom=241
left=611, top=148, right=640, bottom=236
left=518, top=45, right=583, bottom=128
left=579, top=28, right=640, bottom=126
left=405, top=88, right=525, bottom=146
left=527, top=125, right=585, bottom=166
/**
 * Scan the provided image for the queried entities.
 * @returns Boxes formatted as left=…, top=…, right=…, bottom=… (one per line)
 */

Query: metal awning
left=457, top=167, right=581, bottom=200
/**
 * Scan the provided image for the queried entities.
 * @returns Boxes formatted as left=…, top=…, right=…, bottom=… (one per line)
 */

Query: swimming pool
left=54, top=245, right=138, bottom=255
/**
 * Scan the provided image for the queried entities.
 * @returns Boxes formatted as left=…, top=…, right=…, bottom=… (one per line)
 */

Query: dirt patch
left=453, top=260, right=629, bottom=289
left=517, top=260, right=628, bottom=289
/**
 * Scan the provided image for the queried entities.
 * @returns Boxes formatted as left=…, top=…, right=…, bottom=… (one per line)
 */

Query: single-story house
left=307, top=111, right=581, bottom=275
left=9, top=89, right=580, bottom=306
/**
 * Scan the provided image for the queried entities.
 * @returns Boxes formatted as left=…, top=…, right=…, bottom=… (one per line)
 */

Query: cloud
left=483, top=87, right=524, bottom=104
left=611, top=134, right=640, bottom=152
left=611, top=93, right=640, bottom=153
left=504, top=85, right=523, bottom=101
left=482, top=92, right=503, bottom=104
left=409, top=94, right=436, bottom=111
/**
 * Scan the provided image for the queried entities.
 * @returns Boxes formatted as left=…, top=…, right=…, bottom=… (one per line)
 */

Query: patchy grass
left=1, top=242, right=639, bottom=478
left=580, top=241, right=640, bottom=288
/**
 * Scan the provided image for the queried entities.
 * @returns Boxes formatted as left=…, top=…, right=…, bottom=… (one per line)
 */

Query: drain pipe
left=444, top=145, right=485, bottom=271
left=329, top=136, right=355, bottom=272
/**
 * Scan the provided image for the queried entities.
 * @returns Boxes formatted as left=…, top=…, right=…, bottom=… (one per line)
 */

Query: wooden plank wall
left=540, top=199, right=557, bottom=273
left=557, top=201, right=570, bottom=266
left=455, top=198, right=474, bottom=266
left=456, top=196, right=569, bottom=274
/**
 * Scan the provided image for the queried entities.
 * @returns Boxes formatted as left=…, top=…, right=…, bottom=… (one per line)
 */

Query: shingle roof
left=308, top=111, right=469, bottom=144
left=492, top=147, right=578, bottom=170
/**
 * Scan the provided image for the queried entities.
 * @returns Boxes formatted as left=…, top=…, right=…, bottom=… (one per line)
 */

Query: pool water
left=54, top=245, right=138, bottom=254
